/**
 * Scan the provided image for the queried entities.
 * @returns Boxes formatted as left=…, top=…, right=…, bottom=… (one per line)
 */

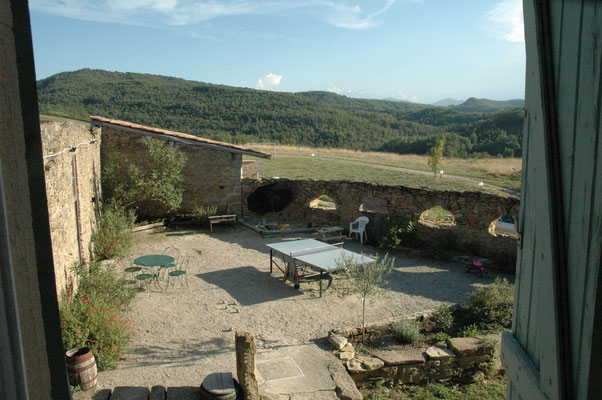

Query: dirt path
left=97, top=227, right=511, bottom=390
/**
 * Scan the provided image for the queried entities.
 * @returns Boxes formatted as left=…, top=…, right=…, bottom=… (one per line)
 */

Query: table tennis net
left=289, top=245, right=339, bottom=258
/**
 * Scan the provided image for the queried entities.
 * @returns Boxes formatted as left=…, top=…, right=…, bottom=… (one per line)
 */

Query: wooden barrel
left=65, top=347, right=97, bottom=391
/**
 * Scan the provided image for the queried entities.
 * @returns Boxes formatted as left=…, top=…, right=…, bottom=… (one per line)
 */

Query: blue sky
left=29, top=0, right=525, bottom=104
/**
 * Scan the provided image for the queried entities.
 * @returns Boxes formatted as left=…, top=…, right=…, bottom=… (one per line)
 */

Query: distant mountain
left=452, top=97, right=524, bottom=113
left=432, top=98, right=464, bottom=107
left=37, top=69, right=524, bottom=157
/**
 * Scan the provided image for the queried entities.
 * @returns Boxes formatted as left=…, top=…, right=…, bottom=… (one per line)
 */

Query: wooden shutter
left=501, top=1, right=601, bottom=399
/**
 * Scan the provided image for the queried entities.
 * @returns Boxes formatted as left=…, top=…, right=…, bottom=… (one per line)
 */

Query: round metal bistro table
left=133, top=254, right=175, bottom=289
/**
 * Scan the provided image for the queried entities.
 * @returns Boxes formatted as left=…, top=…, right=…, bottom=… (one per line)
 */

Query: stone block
left=339, top=351, right=355, bottom=361
left=394, top=365, right=425, bottom=384
left=328, top=360, right=363, bottom=400
left=329, top=334, right=348, bottom=350
left=340, top=343, right=354, bottom=352
left=447, top=337, right=482, bottom=356
left=355, top=355, right=384, bottom=371
left=425, top=346, right=455, bottom=360
left=372, top=349, right=426, bottom=366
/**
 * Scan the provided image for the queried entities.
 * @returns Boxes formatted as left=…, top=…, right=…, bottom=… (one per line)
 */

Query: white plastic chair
left=349, top=216, right=369, bottom=244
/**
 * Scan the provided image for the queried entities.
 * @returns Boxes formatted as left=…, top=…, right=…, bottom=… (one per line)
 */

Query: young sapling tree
left=336, top=253, right=393, bottom=340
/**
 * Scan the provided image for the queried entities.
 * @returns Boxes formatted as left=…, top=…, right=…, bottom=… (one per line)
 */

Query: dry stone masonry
left=101, top=126, right=244, bottom=216
left=41, top=122, right=101, bottom=296
left=242, top=178, right=520, bottom=270
left=329, top=333, right=496, bottom=386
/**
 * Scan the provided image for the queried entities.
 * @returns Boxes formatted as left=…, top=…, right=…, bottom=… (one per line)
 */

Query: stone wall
left=100, top=127, right=243, bottom=216
left=241, top=178, right=520, bottom=269
left=242, top=160, right=263, bottom=179
left=41, top=122, right=101, bottom=296
left=330, top=333, right=496, bottom=386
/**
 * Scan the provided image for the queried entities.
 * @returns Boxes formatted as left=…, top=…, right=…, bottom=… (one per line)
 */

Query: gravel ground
left=97, top=225, right=510, bottom=389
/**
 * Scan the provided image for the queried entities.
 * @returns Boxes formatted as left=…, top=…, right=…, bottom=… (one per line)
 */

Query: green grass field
left=254, top=156, right=517, bottom=196
left=249, top=145, right=521, bottom=194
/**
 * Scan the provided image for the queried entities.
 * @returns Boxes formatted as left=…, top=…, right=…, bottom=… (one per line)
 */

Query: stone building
left=41, top=122, right=102, bottom=297
left=91, top=116, right=271, bottom=216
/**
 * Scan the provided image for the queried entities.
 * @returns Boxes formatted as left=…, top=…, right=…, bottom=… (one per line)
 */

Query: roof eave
left=90, top=118, right=271, bottom=159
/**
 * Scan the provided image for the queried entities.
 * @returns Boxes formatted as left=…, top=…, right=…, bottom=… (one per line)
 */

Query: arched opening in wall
left=309, top=194, right=337, bottom=210
left=488, top=215, right=519, bottom=238
left=358, top=196, right=388, bottom=214
left=419, top=206, right=456, bottom=227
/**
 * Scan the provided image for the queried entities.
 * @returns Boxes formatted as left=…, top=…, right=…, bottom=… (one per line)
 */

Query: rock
left=261, top=394, right=288, bottom=400
left=339, top=351, right=355, bottom=361
left=290, top=391, right=339, bottom=400
left=425, top=346, right=455, bottom=360
left=462, top=370, right=486, bottom=383
left=340, top=343, right=355, bottom=352
left=356, top=356, right=384, bottom=371
left=447, top=337, right=482, bottom=356
left=328, top=360, right=363, bottom=400
left=329, top=334, right=348, bottom=350
left=345, top=359, right=366, bottom=374
left=372, top=349, right=426, bottom=365
left=235, top=332, right=260, bottom=400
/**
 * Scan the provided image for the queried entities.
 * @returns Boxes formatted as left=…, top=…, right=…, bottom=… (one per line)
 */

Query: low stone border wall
left=329, top=334, right=496, bottom=387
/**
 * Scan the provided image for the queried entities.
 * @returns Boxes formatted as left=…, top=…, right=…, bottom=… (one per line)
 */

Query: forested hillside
left=38, top=69, right=524, bottom=157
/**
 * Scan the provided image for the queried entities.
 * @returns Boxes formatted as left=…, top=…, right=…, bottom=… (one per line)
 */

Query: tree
left=103, top=137, right=186, bottom=214
left=336, top=254, right=393, bottom=340
left=427, top=138, right=445, bottom=177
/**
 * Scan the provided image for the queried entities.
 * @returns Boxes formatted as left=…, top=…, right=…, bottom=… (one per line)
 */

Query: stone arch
left=418, top=205, right=457, bottom=227
left=309, top=194, right=337, bottom=210
left=488, top=215, right=519, bottom=238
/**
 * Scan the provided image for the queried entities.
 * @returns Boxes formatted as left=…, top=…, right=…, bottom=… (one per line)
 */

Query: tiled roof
left=90, top=115, right=271, bottom=158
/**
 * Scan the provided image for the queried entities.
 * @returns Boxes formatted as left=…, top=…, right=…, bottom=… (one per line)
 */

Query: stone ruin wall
left=241, top=178, right=520, bottom=271
left=100, top=127, right=243, bottom=216
left=41, top=122, right=101, bottom=297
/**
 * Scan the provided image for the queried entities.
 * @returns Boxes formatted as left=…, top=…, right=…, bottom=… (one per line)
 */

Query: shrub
left=91, top=203, right=136, bottom=260
left=103, top=137, right=186, bottom=214
left=459, top=324, right=484, bottom=338
left=377, top=214, right=417, bottom=249
left=457, top=277, right=514, bottom=333
left=394, top=319, right=421, bottom=344
left=60, top=262, right=135, bottom=370
left=190, top=204, right=219, bottom=228
left=434, top=332, right=451, bottom=342
left=430, top=305, right=454, bottom=332
left=72, top=261, right=136, bottom=309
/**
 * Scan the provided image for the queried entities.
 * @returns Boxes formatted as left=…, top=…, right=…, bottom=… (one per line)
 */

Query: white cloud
left=397, top=91, right=418, bottom=102
left=327, top=87, right=364, bottom=96
left=486, top=0, right=524, bottom=43
left=30, top=0, right=398, bottom=30
left=256, top=73, right=282, bottom=89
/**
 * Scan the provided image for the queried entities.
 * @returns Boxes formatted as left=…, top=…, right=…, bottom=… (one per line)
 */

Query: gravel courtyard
left=97, top=225, right=507, bottom=389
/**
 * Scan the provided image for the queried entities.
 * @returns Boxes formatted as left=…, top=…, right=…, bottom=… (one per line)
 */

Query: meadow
left=248, top=144, right=522, bottom=195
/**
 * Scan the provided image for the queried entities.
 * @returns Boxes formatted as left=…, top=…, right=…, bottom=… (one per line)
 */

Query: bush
left=190, top=205, right=219, bottom=228
left=434, top=332, right=451, bottom=342
left=430, top=305, right=454, bottom=332
left=377, top=214, right=417, bottom=249
left=459, top=324, right=484, bottom=338
left=394, top=319, right=421, bottom=344
left=60, top=262, right=135, bottom=370
left=91, top=203, right=136, bottom=260
left=457, top=277, right=514, bottom=333
left=103, top=137, right=186, bottom=214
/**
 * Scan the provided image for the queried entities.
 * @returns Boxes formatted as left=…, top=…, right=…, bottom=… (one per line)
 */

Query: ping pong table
left=266, top=239, right=375, bottom=297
